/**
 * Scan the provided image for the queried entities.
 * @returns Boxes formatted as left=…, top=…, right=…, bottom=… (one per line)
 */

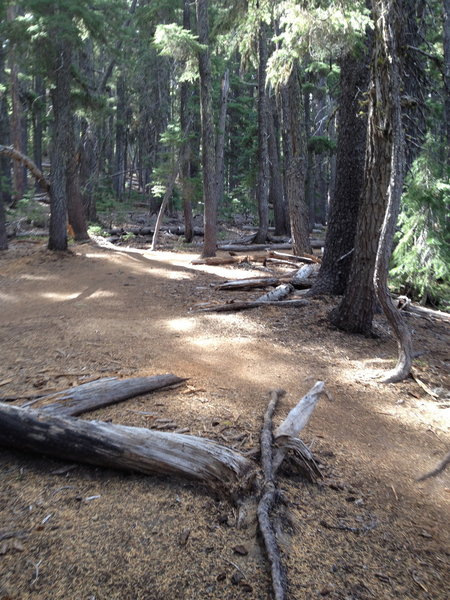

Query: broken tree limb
left=417, top=450, right=450, bottom=481
left=0, top=145, right=50, bottom=193
left=255, top=284, right=294, bottom=302
left=292, top=264, right=317, bottom=287
left=258, top=390, right=287, bottom=600
left=216, top=277, right=283, bottom=291
left=194, top=299, right=309, bottom=313
left=0, top=403, right=255, bottom=490
left=23, top=374, right=187, bottom=417
left=218, top=240, right=324, bottom=252
left=267, top=250, right=321, bottom=264
left=273, top=381, right=324, bottom=479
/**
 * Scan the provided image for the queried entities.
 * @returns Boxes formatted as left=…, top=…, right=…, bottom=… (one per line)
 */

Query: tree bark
left=254, top=23, right=270, bottom=244
left=180, top=0, right=194, bottom=243
left=196, top=0, right=218, bottom=257
left=48, top=41, right=72, bottom=251
left=216, top=69, right=230, bottom=209
left=66, top=116, right=89, bottom=241
left=268, top=94, right=289, bottom=236
left=310, top=48, right=370, bottom=296
left=444, top=0, right=450, bottom=165
left=373, top=0, right=413, bottom=382
left=113, top=74, right=127, bottom=201
left=280, top=65, right=312, bottom=255
left=7, top=5, right=26, bottom=204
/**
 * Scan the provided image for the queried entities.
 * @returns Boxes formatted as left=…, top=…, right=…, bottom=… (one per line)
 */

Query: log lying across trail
left=218, top=240, right=324, bottom=252
left=22, top=374, right=186, bottom=417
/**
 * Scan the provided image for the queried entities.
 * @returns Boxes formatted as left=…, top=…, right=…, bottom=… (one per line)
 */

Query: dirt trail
left=1, top=240, right=449, bottom=600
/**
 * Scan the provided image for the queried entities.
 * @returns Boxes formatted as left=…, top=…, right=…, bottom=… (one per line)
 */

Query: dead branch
left=0, top=145, right=50, bottom=193
left=417, top=450, right=450, bottom=481
left=258, top=390, right=287, bottom=600
left=193, top=299, right=309, bottom=313
left=23, top=374, right=186, bottom=417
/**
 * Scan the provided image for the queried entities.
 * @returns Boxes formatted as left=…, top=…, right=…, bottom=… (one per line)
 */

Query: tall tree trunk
left=0, top=44, right=7, bottom=249
left=66, top=116, right=88, bottom=241
left=373, top=0, right=412, bottom=382
left=180, top=0, right=194, bottom=243
left=444, top=0, right=450, bottom=165
left=7, top=5, right=26, bottom=204
left=216, top=69, right=230, bottom=210
left=32, top=76, right=45, bottom=183
left=79, top=120, right=97, bottom=222
left=268, top=94, right=289, bottom=236
left=310, top=48, right=370, bottom=296
left=196, top=0, right=217, bottom=258
left=113, top=74, right=127, bottom=201
left=329, top=2, right=396, bottom=335
left=280, top=65, right=311, bottom=255
left=254, top=23, right=270, bottom=244
left=48, top=42, right=72, bottom=251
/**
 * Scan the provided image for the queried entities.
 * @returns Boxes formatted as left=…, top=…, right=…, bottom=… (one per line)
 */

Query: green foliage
left=390, top=146, right=450, bottom=308
left=308, top=135, right=336, bottom=154
left=267, top=0, right=371, bottom=86
left=154, top=23, right=204, bottom=82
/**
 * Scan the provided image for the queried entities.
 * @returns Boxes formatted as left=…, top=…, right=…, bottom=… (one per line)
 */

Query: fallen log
left=216, top=277, right=284, bottom=291
left=218, top=240, right=324, bottom=253
left=267, top=251, right=321, bottom=264
left=0, top=403, right=255, bottom=490
left=258, top=390, right=287, bottom=600
left=23, top=374, right=187, bottom=417
left=194, top=299, right=309, bottom=313
left=255, top=284, right=294, bottom=302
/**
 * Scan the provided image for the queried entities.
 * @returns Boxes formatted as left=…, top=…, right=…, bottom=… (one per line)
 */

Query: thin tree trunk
left=196, top=0, right=218, bottom=257
left=180, top=0, right=194, bottom=242
left=280, top=65, right=311, bottom=255
left=113, top=74, right=127, bottom=201
left=0, top=34, right=11, bottom=249
left=32, top=76, right=45, bottom=187
left=7, top=5, right=25, bottom=204
left=373, top=0, right=412, bottom=382
left=216, top=69, right=230, bottom=209
left=255, top=23, right=270, bottom=244
left=66, top=116, right=89, bottom=241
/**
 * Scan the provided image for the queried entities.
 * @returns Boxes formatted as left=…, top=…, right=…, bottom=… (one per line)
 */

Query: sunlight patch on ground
left=0, top=292, right=18, bottom=303
left=165, top=317, right=197, bottom=332
left=19, top=274, right=53, bottom=282
left=87, top=290, right=116, bottom=299
left=143, top=267, right=193, bottom=280
left=41, top=291, right=81, bottom=301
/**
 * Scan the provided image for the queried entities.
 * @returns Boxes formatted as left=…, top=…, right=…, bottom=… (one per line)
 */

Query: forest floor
left=0, top=231, right=449, bottom=600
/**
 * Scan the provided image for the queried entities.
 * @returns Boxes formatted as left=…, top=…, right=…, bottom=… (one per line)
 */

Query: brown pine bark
left=268, top=94, right=289, bottom=236
left=280, top=64, right=311, bottom=255
left=254, top=23, right=270, bottom=244
left=310, top=48, right=370, bottom=296
left=196, top=0, right=218, bottom=258
left=48, top=41, right=72, bottom=251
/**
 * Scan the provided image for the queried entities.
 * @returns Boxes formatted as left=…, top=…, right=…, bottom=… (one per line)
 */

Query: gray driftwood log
left=0, top=403, right=254, bottom=489
left=23, top=374, right=186, bottom=417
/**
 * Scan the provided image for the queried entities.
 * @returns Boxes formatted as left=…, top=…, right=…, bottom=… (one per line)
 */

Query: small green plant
left=122, top=232, right=136, bottom=242
left=88, top=224, right=108, bottom=237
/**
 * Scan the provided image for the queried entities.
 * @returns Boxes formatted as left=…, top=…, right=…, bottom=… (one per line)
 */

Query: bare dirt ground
left=0, top=238, right=449, bottom=600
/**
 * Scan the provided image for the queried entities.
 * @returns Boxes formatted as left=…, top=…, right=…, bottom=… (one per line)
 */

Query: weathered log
left=258, top=390, right=287, bottom=600
left=0, top=403, right=255, bottom=489
left=267, top=250, right=321, bottom=264
left=194, top=299, right=309, bottom=313
left=218, top=240, right=324, bottom=252
left=273, top=381, right=324, bottom=478
left=255, top=283, right=294, bottom=302
left=216, top=277, right=285, bottom=291
left=292, top=264, right=317, bottom=286
left=23, top=374, right=187, bottom=417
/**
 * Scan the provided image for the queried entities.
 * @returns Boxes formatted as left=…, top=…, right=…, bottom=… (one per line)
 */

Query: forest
left=0, top=1, right=449, bottom=600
